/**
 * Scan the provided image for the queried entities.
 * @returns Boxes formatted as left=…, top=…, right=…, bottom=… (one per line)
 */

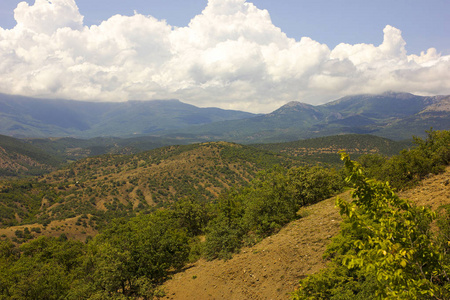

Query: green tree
left=171, top=196, right=211, bottom=236
left=358, top=129, right=450, bottom=190
left=75, top=210, right=190, bottom=299
left=204, top=165, right=343, bottom=260
left=242, top=166, right=343, bottom=237
left=0, top=236, right=86, bottom=300
left=204, top=191, right=245, bottom=260
left=336, top=153, right=449, bottom=298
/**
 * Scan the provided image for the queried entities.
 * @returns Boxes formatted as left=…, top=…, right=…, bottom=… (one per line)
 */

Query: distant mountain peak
left=282, top=101, right=314, bottom=109
left=380, top=91, right=421, bottom=100
left=0, top=94, right=256, bottom=138
left=269, top=101, right=316, bottom=115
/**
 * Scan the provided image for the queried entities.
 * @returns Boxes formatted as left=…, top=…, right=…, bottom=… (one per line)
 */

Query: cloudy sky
left=0, top=0, right=449, bottom=113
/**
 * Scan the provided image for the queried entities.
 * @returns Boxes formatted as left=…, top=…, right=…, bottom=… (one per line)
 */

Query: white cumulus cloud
left=0, top=0, right=449, bottom=113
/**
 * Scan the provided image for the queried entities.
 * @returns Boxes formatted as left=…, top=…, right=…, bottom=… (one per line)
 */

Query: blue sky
left=2, top=0, right=448, bottom=55
left=0, top=0, right=449, bottom=112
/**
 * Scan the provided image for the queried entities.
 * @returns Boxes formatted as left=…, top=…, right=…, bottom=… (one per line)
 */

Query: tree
left=357, top=129, right=450, bottom=190
left=75, top=211, right=190, bottom=299
left=171, top=196, right=211, bottom=236
left=242, top=166, right=343, bottom=237
left=0, top=236, right=86, bottom=300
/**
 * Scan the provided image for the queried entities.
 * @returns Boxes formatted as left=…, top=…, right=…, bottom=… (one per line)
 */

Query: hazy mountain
left=168, top=92, right=450, bottom=142
left=0, top=93, right=256, bottom=138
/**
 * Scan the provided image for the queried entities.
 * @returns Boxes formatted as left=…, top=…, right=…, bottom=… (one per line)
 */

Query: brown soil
left=162, top=166, right=450, bottom=299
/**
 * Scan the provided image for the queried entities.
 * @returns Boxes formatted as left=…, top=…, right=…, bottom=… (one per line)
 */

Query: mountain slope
left=163, top=101, right=326, bottom=143
left=0, top=134, right=62, bottom=177
left=252, top=134, right=412, bottom=165
left=1, top=92, right=448, bottom=142
left=0, top=94, right=256, bottom=138
left=161, top=165, right=450, bottom=299
left=0, top=142, right=300, bottom=230
left=322, top=92, right=434, bottom=118
left=24, top=135, right=195, bottom=162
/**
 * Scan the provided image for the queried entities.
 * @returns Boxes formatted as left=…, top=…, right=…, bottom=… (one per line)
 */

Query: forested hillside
left=0, top=133, right=411, bottom=179
left=24, top=135, right=191, bottom=162
left=0, top=130, right=448, bottom=299
left=0, top=142, right=299, bottom=236
left=253, top=134, right=411, bottom=166
left=0, top=134, right=61, bottom=177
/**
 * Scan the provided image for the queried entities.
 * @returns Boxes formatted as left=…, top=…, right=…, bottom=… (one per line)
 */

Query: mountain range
left=0, top=93, right=256, bottom=138
left=0, top=92, right=449, bottom=142
left=170, top=92, right=450, bottom=142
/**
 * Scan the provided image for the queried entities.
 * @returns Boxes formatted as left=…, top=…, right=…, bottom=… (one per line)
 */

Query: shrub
left=294, top=153, right=450, bottom=299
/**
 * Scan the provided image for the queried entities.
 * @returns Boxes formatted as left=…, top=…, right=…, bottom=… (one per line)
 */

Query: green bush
left=242, top=166, right=343, bottom=237
left=294, top=153, right=450, bottom=299
left=204, top=215, right=245, bottom=260
left=171, top=197, right=211, bottom=236
left=204, top=191, right=245, bottom=260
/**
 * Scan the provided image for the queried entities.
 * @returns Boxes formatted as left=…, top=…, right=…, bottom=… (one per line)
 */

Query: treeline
left=0, top=134, right=62, bottom=178
left=293, top=130, right=450, bottom=299
left=253, top=134, right=412, bottom=166
left=0, top=211, right=190, bottom=299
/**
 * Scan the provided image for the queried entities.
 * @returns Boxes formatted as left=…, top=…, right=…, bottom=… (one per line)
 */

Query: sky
left=0, top=0, right=449, bottom=113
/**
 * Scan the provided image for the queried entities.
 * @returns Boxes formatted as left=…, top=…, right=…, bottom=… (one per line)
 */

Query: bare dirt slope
left=162, top=166, right=450, bottom=300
